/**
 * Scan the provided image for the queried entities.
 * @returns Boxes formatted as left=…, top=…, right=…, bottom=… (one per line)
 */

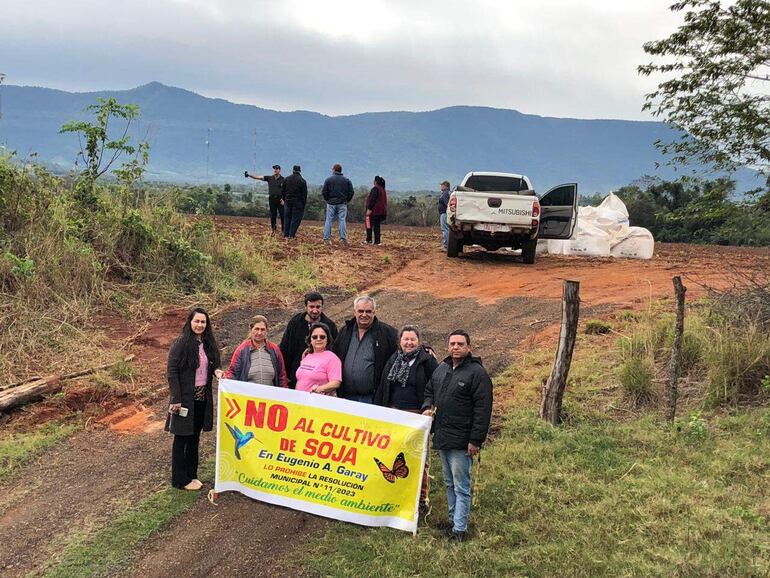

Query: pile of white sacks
left=539, top=193, right=655, bottom=259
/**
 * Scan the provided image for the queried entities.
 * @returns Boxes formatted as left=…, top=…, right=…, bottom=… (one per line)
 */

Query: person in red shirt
left=365, top=175, right=388, bottom=245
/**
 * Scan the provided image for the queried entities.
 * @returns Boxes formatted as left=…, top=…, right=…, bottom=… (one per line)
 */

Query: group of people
left=166, top=292, right=492, bottom=542
left=245, top=163, right=389, bottom=246
left=247, top=163, right=453, bottom=249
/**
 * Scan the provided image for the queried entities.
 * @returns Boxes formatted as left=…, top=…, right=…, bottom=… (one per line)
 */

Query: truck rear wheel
left=447, top=233, right=463, bottom=258
left=521, top=239, right=537, bottom=264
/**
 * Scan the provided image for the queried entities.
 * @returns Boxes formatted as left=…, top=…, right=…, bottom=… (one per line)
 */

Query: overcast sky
left=1, top=0, right=683, bottom=120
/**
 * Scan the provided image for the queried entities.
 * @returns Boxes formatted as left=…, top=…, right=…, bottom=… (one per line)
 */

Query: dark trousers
left=268, top=196, right=284, bottom=233
left=366, top=215, right=384, bottom=244
left=171, top=400, right=206, bottom=488
left=283, top=202, right=305, bottom=238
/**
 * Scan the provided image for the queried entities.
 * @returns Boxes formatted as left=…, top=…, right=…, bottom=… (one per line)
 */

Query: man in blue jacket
left=423, top=329, right=493, bottom=542
left=322, top=163, right=354, bottom=246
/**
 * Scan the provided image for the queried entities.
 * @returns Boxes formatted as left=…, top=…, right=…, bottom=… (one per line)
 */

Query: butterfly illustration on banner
left=374, top=452, right=410, bottom=483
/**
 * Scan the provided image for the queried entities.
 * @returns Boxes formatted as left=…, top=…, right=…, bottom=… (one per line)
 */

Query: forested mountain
left=0, top=81, right=760, bottom=193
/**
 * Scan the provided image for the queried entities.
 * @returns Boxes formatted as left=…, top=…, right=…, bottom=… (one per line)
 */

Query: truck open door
left=538, top=183, right=578, bottom=240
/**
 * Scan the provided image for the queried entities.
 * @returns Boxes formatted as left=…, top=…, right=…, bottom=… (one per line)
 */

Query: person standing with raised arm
left=245, top=164, right=285, bottom=236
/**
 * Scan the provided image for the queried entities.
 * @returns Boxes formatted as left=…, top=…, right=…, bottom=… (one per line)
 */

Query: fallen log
left=0, top=376, right=44, bottom=392
left=0, top=355, right=135, bottom=413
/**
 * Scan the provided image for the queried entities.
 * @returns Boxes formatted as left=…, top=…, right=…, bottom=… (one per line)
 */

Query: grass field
left=301, top=309, right=770, bottom=578
left=303, top=409, right=770, bottom=578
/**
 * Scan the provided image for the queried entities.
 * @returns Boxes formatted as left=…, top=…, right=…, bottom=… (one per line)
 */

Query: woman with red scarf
left=365, top=175, right=388, bottom=245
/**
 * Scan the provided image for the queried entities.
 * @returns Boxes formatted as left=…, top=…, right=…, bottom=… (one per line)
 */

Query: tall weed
left=617, top=357, right=656, bottom=406
left=0, top=157, right=318, bottom=382
left=617, top=303, right=770, bottom=408
left=703, top=322, right=770, bottom=406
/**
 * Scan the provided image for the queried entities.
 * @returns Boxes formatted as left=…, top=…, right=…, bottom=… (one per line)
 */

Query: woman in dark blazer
left=165, top=307, right=222, bottom=490
left=374, top=324, right=437, bottom=513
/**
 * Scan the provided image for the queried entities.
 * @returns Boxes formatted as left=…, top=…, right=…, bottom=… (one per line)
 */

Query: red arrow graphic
left=225, top=397, right=241, bottom=420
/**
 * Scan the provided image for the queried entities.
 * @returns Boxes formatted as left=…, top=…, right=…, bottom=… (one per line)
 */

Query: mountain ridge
left=0, top=81, right=760, bottom=193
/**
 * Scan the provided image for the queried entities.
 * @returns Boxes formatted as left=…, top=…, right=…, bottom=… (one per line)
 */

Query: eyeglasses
left=310, top=335, right=327, bottom=340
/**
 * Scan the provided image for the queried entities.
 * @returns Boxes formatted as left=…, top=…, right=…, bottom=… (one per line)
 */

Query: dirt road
left=1, top=218, right=767, bottom=577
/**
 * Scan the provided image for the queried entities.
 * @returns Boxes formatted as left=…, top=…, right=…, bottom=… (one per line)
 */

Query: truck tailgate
left=455, top=191, right=535, bottom=226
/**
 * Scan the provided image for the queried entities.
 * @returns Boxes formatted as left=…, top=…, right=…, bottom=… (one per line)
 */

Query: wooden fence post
left=666, top=276, right=687, bottom=424
left=540, top=280, right=580, bottom=425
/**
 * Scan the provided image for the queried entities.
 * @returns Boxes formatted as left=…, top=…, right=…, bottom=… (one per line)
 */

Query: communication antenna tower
left=0, top=73, right=6, bottom=122
left=205, top=126, right=211, bottom=179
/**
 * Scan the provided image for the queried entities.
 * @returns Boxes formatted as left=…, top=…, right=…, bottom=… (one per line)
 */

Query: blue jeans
left=440, top=213, right=449, bottom=249
left=283, top=202, right=305, bottom=238
left=440, top=449, right=473, bottom=533
left=323, top=203, right=348, bottom=241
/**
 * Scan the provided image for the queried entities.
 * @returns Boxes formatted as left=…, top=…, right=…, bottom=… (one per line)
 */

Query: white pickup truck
left=446, top=172, right=578, bottom=264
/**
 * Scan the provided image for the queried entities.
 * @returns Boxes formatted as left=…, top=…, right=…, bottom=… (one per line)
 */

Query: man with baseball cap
left=245, top=164, right=285, bottom=235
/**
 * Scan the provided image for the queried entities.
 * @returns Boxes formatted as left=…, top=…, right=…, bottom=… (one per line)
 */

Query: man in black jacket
left=279, top=291, right=338, bottom=389
left=322, top=163, right=354, bottom=245
left=245, top=165, right=284, bottom=235
left=422, top=329, right=493, bottom=542
left=281, top=165, right=308, bottom=239
left=333, top=295, right=397, bottom=403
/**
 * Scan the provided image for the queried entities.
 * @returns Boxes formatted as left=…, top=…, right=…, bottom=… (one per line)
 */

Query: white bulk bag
left=610, top=227, right=655, bottom=259
left=579, top=193, right=630, bottom=239
left=547, top=218, right=611, bottom=257
left=598, top=193, right=630, bottom=219
left=546, top=239, right=569, bottom=255
left=566, top=218, right=611, bottom=257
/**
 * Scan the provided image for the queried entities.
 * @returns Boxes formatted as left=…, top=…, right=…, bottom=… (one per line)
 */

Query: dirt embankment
left=1, top=215, right=767, bottom=577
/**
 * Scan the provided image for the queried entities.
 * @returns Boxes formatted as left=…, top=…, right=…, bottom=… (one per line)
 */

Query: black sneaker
left=448, top=530, right=468, bottom=543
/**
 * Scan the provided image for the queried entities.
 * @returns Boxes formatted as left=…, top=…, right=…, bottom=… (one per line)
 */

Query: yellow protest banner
left=215, top=379, right=431, bottom=533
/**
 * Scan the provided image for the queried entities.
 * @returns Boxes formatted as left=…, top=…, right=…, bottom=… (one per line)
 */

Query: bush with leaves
left=640, top=0, right=770, bottom=173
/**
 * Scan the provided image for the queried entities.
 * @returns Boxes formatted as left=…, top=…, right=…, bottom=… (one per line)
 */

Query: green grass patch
left=0, top=422, right=79, bottom=482
left=302, top=409, right=770, bottom=577
left=584, top=319, right=612, bottom=335
left=42, top=461, right=214, bottom=578
left=617, top=356, right=656, bottom=406
left=300, top=303, right=770, bottom=577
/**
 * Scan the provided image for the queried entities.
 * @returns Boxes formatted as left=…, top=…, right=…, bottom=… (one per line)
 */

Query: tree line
left=581, top=175, right=770, bottom=246
left=172, top=174, right=770, bottom=247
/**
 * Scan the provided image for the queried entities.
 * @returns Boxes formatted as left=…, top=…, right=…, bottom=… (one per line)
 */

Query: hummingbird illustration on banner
left=225, top=423, right=258, bottom=460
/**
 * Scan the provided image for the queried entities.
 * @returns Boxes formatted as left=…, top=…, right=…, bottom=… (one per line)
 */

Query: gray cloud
left=1, top=0, right=681, bottom=119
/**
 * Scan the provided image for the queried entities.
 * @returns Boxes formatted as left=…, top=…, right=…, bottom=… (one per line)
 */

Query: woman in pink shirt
left=295, top=322, right=341, bottom=396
